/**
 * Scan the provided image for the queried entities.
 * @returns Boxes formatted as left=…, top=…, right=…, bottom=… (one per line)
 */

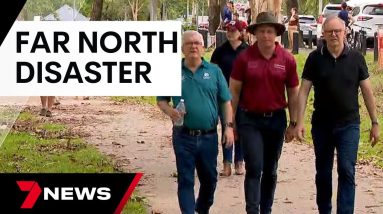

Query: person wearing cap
left=230, top=12, right=299, bottom=213
left=296, top=16, right=379, bottom=214
left=157, top=30, right=234, bottom=214
left=211, top=20, right=249, bottom=177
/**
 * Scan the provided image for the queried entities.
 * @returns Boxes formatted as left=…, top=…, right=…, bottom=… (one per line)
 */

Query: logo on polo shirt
left=274, top=64, right=285, bottom=71
left=203, top=72, right=211, bottom=79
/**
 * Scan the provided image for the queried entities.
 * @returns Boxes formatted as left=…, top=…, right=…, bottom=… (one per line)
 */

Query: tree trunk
left=129, top=0, right=144, bottom=21
left=90, top=0, right=103, bottom=21
left=208, top=0, right=220, bottom=35
left=150, top=0, right=157, bottom=21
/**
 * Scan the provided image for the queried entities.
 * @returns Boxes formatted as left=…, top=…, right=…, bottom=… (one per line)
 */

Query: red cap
left=226, top=20, right=244, bottom=32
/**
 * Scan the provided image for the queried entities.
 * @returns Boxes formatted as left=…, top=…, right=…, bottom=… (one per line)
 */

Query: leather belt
left=181, top=127, right=217, bottom=136
left=244, top=109, right=284, bottom=118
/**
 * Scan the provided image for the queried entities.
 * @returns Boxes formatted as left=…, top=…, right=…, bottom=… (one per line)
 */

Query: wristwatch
left=372, top=121, right=379, bottom=126
left=224, top=122, right=234, bottom=128
left=289, top=121, right=297, bottom=127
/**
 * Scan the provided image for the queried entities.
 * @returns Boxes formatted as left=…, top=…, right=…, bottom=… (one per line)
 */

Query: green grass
left=17, top=111, right=38, bottom=122
left=0, top=114, right=147, bottom=213
left=0, top=132, right=114, bottom=173
left=110, top=96, right=157, bottom=105
left=39, top=123, right=67, bottom=132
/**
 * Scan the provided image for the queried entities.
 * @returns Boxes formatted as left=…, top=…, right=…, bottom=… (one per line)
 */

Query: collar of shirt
left=182, top=58, right=208, bottom=69
left=223, top=41, right=248, bottom=52
left=320, top=43, right=350, bottom=59
left=182, top=58, right=208, bottom=74
left=251, top=42, right=282, bottom=59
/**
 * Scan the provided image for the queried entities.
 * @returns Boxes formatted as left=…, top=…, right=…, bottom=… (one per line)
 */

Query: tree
left=208, top=0, right=220, bottom=35
left=128, top=0, right=145, bottom=20
left=90, top=0, right=103, bottom=20
left=248, top=0, right=283, bottom=22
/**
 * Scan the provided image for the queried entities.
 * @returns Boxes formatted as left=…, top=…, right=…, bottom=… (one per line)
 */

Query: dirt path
left=24, top=96, right=383, bottom=214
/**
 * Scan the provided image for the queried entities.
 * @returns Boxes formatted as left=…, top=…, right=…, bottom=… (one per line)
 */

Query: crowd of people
left=158, top=6, right=380, bottom=214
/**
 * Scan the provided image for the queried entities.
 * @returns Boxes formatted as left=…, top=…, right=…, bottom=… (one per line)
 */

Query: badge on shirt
left=203, top=72, right=211, bottom=80
left=274, top=64, right=286, bottom=71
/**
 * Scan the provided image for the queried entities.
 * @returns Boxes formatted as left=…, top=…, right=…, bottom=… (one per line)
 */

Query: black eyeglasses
left=324, top=29, right=344, bottom=36
left=184, top=41, right=203, bottom=46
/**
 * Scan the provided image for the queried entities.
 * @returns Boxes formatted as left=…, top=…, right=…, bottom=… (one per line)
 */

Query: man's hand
left=370, top=124, right=380, bottom=147
left=295, top=123, right=305, bottom=142
left=168, top=109, right=185, bottom=123
left=285, top=125, right=295, bottom=143
left=223, top=127, right=234, bottom=148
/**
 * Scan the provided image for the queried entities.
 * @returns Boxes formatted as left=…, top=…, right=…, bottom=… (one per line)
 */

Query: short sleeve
left=230, top=52, right=247, bottom=81
left=302, top=52, right=316, bottom=81
left=217, top=67, right=232, bottom=103
left=156, top=96, right=171, bottom=102
left=358, top=53, right=369, bottom=81
left=210, top=48, right=220, bottom=64
left=285, top=55, right=299, bottom=88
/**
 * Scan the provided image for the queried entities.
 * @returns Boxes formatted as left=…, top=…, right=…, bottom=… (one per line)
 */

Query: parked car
left=299, top=15, right=317, bottom=45
left=317, top=3, right=342, bottom=43
left=348, top=0, right=383, bottom=44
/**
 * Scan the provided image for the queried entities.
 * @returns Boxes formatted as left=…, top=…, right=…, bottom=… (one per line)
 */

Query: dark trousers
left=172, top=127, right=219, bottom=214
left=219, top=113, right=244, bottom=164
left=311, top=123, right=360, bottom=214
left=237, top=108, right=287, bottom=214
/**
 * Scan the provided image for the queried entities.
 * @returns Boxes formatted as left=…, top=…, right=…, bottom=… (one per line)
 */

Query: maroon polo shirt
left=231, top=42, right=299, bottom=112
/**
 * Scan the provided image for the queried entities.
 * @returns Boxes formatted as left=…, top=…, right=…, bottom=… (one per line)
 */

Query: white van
left=347, top=0, right=383, bottom=41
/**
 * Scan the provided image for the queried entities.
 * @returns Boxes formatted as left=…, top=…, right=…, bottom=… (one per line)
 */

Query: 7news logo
left=17, top=181, right=111, bottom=209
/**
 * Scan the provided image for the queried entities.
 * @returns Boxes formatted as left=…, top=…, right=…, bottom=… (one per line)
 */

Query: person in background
left=222, top=0, right=234, bottom=29
left=211, top=20, right=249, bottom=176
left=338, top=1, right=355, bottom=43
left=288, top=7, right=299, bottom=50
left=39, top=96, right=55, bottom=117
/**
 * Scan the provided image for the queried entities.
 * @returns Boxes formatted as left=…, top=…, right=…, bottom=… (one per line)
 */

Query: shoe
left=45, top=110, right=52, bottom=117
left=219, top=163, right=231, bottom=177
left=53, top=100, right=60, bottom=106
left=234, top=161, right=245, bottom=175
left=39, top=108, right=47, bottom=116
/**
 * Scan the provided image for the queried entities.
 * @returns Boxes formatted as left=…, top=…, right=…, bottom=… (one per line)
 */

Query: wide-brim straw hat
left=247, top=11, right=286, bottom=36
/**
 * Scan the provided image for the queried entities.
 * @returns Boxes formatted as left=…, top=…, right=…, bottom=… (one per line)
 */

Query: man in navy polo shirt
left=157, top=31, right=234, bottom=214
left=296, top=16, right=380, bottom=214
left=230, top=12, right=299, bottom=213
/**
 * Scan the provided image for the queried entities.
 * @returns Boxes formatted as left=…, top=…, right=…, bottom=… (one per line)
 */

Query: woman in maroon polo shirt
left=230, top=12, right=299, bottom=213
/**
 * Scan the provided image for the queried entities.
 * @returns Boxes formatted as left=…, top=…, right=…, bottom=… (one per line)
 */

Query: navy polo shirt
left=211, top=41, right=248, bottom=84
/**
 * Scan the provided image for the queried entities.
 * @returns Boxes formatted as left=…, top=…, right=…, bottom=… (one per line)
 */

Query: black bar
left=308, top=30, right=313, bottom=49
left=292, top=31, right=299, bottom=54
left=282, top=30, right=289, bottom=49
left=361, top=31, right=367, bottom=55
left=374, top=32, right=378, bottom=62
left=198, top=28, right=208, bottom=48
